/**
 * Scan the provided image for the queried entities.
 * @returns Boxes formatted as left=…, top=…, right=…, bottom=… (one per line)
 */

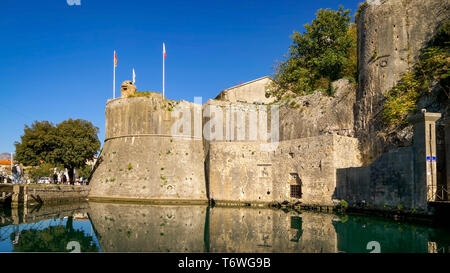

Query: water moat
left=1, top=202, right=449, bottom=253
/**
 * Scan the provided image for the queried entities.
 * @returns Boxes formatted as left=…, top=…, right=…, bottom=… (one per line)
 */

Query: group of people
left=6, top=163, right=88, bottom=185
left=53, top=173, right=68, bottom=184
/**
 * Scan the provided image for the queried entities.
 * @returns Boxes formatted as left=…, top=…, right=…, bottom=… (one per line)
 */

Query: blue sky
left=0, top=0, right=362, bottom=153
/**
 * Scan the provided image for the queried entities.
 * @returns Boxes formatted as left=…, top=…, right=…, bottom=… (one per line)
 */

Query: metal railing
left=428, top=185, right=449, bottom=202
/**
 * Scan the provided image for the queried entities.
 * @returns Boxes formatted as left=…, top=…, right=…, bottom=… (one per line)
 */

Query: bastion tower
left=89, top=81, right=207, bottom=202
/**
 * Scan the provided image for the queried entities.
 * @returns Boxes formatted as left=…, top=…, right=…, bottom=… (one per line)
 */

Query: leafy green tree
left=27, top=163, right=54, bottom=181
left=51, top=119, right=100, bottom=182
left=14, top=119, right=100, bottom=182
left=78, top=164, right=93, bottom=180
left=267, top=6, right=357, bottom=99
left=14, top=121, right=57, bottom=166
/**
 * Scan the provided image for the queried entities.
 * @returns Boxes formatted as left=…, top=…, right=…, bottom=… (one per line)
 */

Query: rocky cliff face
left=279, top=79, right=356, bottom=141
left=354, top=0, right=450, bottom=164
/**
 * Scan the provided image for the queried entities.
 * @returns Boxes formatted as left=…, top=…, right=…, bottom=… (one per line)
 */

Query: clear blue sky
left=0, top=0, right=362, bottom=153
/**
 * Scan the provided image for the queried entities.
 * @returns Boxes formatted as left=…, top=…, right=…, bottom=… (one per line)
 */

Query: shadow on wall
left=333, top=147, right=417, bottom=210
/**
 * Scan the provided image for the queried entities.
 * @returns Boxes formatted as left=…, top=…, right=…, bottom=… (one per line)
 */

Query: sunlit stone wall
left=89, top=96, right=207, bottom=202
left=208, top=135, right=362, bottom=205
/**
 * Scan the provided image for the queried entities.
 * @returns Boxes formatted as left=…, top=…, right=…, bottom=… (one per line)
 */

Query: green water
left=1, top=202, right=449, bottom=253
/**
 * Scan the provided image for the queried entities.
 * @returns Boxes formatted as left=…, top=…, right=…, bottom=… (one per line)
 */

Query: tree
left=27, top=163, right=54, bottom=181
left=14, top=121, right=57, bottom=166
left=51, top=119, right=100, bottom=182
left=15, top=119, right=100, bottom=182
left=267, top=6, right=357, bottom=100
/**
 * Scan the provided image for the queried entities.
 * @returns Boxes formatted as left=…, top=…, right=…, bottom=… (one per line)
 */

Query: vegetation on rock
left=383, top=21, right=450, bottom=127
left=267, top=6, right=357, bottom=100
left=127, top=91, right=157, bottom=98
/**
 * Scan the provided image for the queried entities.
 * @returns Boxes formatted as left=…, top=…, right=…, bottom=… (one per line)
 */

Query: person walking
left=16, top=164, right=22, bottom=184
left=12, top=164, right=18, bottom=184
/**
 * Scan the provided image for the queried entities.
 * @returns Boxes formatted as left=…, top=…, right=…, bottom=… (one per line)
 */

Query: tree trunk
left=68, top=168, right=75, bottom=185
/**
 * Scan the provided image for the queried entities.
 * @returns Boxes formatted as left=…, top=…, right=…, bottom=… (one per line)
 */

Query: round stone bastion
left=89, top=95, right=207, bottom=203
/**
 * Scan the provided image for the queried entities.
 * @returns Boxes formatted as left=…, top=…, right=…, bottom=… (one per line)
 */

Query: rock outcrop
left=278, top=79, right=356, bottom=141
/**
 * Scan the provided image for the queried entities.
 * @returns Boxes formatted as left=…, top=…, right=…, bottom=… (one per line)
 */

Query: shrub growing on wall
left=383, top=21, right=450, bottom=127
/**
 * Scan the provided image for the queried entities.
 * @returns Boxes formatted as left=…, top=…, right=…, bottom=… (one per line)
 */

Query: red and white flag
left=163, top=43, right=167, bottom=59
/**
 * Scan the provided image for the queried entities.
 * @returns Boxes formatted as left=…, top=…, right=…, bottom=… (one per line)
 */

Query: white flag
left=132, top=68, right=136, bottom=84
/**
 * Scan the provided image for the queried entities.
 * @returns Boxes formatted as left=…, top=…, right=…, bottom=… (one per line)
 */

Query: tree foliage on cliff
left=266, top=6, right=357, bottom=100
left=14, top=119, right=100, bottom=181
left=383, top=21, right=450, bottom=127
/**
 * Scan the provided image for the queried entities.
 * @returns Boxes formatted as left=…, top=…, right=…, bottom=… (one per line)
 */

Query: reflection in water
left=1, top=202, right=450, bottom=253
left=88, top=203, right=207, bottom=252
left=333, top=215, right=450, bottom=253
left=0, top=204, right=99, bottom=252
left=208, top=207, right=338, bottom=253
left=10, top=216, right=99, bottom=252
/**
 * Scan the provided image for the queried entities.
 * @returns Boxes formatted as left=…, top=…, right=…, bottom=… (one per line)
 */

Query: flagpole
left=113, top=51, right=116, bottom=99
left=163, top=44, right=165, bottom=99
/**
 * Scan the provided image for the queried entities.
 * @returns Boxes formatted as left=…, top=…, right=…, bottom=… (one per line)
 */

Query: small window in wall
left=290, top=185, right=301, bottom=198
left=289, top=173, right=302, bottom=199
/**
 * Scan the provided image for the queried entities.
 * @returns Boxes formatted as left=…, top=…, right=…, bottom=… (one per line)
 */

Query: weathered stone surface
left=208, top=135, right=361, bottom=205
left=336, top=112, right=442, bottom=211
left=354, top=0, right=450, bottom=164
left=336, top=147, right=416, bottom=209
left=89, top=96, right=207, bottom=202
left=120, top=81, right=137, bottom=98
left=279, top=79, right=356, bottom=140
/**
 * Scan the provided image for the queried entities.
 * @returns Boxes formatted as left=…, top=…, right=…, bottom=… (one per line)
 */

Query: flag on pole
left=113, top=50, right=117, bottom=98
left=163, top=43, right=167, bottom=59
left=163, top=43, right=166, bottom=98
left=132, top=68, right=136, bottom=84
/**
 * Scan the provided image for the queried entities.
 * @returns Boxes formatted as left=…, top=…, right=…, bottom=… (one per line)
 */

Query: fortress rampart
left=89, top=0, right=450, bottom=211
left=208, top=135, right=361, bottom=206
left=89, top=95, right=206, bottom=202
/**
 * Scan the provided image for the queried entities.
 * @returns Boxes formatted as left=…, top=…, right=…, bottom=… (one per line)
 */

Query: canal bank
left=0, top=184, right=89, bottom=207
left=1, top=183, right=449, bottom=226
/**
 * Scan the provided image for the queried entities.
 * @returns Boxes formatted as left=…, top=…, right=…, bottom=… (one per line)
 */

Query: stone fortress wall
left=89, top=91, right=206, bottom=203
left=90, top=0, right=450, bottom=212
left=208, top=136, right=361, bottom=206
